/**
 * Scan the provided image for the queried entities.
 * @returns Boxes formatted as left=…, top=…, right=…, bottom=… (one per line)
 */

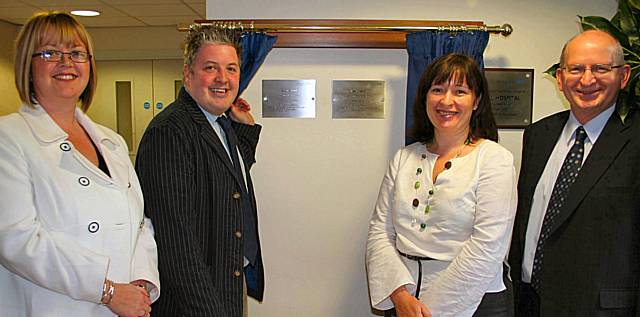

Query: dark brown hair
left=411, top=53, right=498, bottom=143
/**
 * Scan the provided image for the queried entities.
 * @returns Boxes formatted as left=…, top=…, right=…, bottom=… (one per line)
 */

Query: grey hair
left=559, top=29, right=625, bottom=66
left=182, top=24, right=242, bottom=69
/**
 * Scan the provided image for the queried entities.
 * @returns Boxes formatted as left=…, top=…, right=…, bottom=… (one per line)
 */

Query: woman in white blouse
left=0, top=12, right=159, bottom=317
left=366, top=53, right=517, bottom=317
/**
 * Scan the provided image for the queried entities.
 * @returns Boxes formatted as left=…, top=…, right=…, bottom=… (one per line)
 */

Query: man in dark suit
left=509, top=29, right=640, bottom=316
left=136, top=25, right=263, bottom=316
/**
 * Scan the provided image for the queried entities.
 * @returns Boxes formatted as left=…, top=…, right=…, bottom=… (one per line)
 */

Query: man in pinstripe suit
left=136, top=25, right=264, bottom=316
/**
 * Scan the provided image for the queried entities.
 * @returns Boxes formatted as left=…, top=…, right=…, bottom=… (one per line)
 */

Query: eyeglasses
left=32, top=50, right=91, bottom=63
left=559, top=64, right=624, bottom=78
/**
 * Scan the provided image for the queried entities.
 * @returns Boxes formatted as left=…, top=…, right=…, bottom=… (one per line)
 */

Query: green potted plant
left=546, top=0, right=640, bottom=120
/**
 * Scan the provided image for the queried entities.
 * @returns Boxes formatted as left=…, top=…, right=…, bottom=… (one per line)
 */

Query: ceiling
left=0, top=0, right=206, bottom=28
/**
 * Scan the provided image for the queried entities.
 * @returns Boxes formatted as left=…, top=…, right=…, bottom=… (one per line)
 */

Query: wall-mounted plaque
left=332, top=80, right=385, bottom=119
left=262, top=80, right=316, bottom=118
left=485, top=68, right=533, bottom=128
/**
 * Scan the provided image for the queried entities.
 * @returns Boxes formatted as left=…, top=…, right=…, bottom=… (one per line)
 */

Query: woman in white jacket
left=366, top=53, right=516, bottom=317
left=0, top=12, right=159, bottom=317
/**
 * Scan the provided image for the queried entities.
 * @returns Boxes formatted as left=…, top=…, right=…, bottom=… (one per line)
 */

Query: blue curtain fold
left=405, top=31, right=489, bottom=144
left=238, top=32, right=278, bottom=96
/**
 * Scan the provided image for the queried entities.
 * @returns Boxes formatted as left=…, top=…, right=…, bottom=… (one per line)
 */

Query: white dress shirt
left=522, top=105, right=615, bottom=283
left=367, top=140, right=517, bottom=316
left=198, top=106, right=248, bottom=188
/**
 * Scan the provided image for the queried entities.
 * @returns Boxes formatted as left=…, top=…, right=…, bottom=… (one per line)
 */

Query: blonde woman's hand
left=390, top=286, right=432, bottom=317
left=106, top=283, right=151, bottom=317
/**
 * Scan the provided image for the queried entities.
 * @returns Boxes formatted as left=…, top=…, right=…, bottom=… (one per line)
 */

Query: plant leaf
left=545, top=63, right=559, bottom=78
left=618, top=0, right=640, bottom=44
left=618, top=71, right=640, bottom=123
left=628, top=0, right=640, bottom=11
left=580, top=15, right=630, bottom=48
left=618, top=102, right=629, bottom=123
left=611, top=12, right=622, bottom=28
left=617, top=89, right=633, bottom=123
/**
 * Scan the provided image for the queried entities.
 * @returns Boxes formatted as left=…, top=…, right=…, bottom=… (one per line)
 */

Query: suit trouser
left=515, top=282, right=540, bottom=317
left=473, top=278, right=514, bottom=317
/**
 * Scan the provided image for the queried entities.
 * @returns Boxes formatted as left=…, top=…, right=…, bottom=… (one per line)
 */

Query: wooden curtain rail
left=179, top=19, right=513, bottom=49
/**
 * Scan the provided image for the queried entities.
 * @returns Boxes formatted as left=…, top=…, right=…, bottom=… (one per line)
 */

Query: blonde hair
left=183, top=24, right=242, bottom=70
left=14, top=11, right=97, bottom=111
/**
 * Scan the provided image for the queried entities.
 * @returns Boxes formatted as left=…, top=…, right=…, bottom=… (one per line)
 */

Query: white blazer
left=0, top=104, right=160, bottom=316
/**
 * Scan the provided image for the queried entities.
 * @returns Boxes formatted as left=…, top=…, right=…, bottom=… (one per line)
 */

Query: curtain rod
left=180, top=20, right=513, bottom=37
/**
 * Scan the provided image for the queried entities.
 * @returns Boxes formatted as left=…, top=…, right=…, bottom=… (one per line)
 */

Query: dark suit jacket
left=136, top=87, right=264, bottom=317
left=509, top=106, right=640, bottom=316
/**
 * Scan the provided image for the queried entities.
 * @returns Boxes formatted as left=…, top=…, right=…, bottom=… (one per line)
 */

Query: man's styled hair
left=182, top=24, right=243, bottom=69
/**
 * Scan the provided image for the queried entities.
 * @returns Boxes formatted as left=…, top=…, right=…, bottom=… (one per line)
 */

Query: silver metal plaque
left=332, top=80, right=385, bottom=119
left=262, top=80, right=316, bottom=118
left=485, top=68, right=533, bottom=128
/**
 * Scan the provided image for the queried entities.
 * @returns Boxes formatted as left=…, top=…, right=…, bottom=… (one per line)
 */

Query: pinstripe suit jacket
left=136, top=87, right=264, bottom=317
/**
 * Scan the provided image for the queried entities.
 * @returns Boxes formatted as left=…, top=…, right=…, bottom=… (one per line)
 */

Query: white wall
left=208, top=1, right=616, bottom=316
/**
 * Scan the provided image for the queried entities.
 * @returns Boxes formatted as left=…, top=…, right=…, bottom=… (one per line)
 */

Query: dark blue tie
left=217, top=115, right=258, bottom=264
left=531, top=126, right=587, bottom=292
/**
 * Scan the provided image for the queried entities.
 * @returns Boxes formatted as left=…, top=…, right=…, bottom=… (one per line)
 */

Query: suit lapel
left=549, top=110, right=634, bottom=236
left=178, top=88, right=246, bottom=188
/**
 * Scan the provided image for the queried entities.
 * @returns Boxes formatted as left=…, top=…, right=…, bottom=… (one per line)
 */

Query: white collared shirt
left=197, top=105, right=249, bottom=191
left=522, top=105, right=615, bottom=283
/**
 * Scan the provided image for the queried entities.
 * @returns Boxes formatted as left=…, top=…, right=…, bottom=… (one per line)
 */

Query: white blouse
left=366, top=140, right=517, bottom=316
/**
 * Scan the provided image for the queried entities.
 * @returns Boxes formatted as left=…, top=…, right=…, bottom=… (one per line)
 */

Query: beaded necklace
left=411, top=137, right=471, bottom=231
left=411, top=154, right=433, bottom=231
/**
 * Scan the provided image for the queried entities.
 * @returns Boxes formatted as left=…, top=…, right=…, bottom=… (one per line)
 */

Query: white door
left=90, top=59, right=183, bottom=161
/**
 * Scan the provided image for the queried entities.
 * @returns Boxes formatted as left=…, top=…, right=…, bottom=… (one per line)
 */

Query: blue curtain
left=237, top=32, right=276, bottom=292
left=405, top=31, right=489, bottom=144
left=238, top=32, right=278, bottom=96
